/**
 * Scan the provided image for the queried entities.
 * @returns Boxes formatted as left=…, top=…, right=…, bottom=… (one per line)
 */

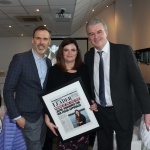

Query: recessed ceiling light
left=0, top=1, right=12, bottom=4
left=92, top=9, right=94, bottom=12
left=9, top=25, right=11, bottom=28
left=44, top=25, right=46, bottom=27
left=21, top=34, right=23, bottom=36
left=107, top=6, right=109, bottom=7
left=36, top=9, right=39, bottom=12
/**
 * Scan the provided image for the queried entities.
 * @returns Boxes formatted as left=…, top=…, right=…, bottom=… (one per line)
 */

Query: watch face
left=0, top=118, right=2, bottom=134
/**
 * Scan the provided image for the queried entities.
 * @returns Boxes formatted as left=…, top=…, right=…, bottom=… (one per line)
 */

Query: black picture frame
left=40, top=77, right=99, bottom=141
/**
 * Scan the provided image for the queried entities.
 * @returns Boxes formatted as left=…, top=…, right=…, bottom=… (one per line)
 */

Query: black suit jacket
left=4, top=50, right=52, bottom=122
left=84, top=42, right=150, bottom=130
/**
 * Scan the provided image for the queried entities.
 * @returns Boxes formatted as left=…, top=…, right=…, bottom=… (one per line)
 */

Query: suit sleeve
left=84, top=52, right=88, bottom=66
left=3, top=54, right=22, bottom=119
left=126, top=46, right=150, bottom=114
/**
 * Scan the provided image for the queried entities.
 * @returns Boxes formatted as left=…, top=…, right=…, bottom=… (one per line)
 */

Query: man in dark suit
left=84, top=17, right=150, bottom=150
left=3, top=26, right=52, bottom=150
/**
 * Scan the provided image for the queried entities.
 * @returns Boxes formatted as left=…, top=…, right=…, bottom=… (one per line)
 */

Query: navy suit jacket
left=84, top=42, right=150, bottom=130
left=4, top=50, right=52, bottom=122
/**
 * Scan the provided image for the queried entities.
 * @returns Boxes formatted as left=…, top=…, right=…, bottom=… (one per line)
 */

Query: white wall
left=115, top=0, right=133, bottom=47
left=133, top=0, right=150, bottom=50
left=132, top=0, right=150, bottom=83
left=0, top=37, right=32, bottom=74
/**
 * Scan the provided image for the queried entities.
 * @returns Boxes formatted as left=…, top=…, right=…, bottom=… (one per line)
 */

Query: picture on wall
left=46, top=38, right=88, bottom=65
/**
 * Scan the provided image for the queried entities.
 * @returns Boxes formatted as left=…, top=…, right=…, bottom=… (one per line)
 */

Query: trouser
left=21, top=115, right=47, bottom=150
left=42, top=127, right=54, bottom=150
left=97, top=105, right=133, bottom=150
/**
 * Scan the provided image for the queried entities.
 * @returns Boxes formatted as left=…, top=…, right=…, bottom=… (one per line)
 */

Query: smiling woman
left=47, top=38, right=88, bottom=63
left=44, top=37, right=93, bottom=150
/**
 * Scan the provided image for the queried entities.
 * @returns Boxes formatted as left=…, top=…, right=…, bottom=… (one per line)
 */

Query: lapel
left=28, top=50, right=42, bottom=89
left=43, top=58, right=52, bottom=89
left=109, top=42, right=117, bottom=87
left=89, top=48, right=95, bottom=90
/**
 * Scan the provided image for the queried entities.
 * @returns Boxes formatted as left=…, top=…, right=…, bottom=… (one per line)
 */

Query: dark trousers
left=42, top=129, right=53, bottom=150
left=97, top=105, right=133, bottom=150
left=21, top=115, right=46, bottom=150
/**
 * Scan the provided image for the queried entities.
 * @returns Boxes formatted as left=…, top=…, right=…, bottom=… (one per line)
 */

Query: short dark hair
left=33, top=26, right=51, bottom=38
left=86, top=17, right=108, bottom=33
left=56, top=38, right=83, bottom=71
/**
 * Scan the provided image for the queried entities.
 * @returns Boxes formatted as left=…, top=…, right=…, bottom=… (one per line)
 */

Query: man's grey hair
left=86, top=17, right=108, bottom=33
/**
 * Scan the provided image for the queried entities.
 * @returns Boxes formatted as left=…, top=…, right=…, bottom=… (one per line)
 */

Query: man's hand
left=144, top=114, right=150, bottom=131
left=89, top=100, right=98, bottom=112
left=16, top=116, right=25, bottom=128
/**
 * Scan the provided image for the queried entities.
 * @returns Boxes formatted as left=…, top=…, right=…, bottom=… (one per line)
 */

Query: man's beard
left=36, top=45, right=46, bottom=54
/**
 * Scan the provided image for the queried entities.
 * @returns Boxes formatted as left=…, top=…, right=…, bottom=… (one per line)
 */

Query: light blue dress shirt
left=32, top=49, right=47, bottom=89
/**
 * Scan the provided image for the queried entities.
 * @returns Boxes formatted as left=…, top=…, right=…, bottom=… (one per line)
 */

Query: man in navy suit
left=84, top=17, right=150, bottom=150
left=3, top=26, right=52, bottom=150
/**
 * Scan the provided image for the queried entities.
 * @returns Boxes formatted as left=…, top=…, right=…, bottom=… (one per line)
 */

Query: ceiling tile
left=0, top=31, right=15, bottom=36
left=75, top=0, right=91, bottom=11
left=17, top=23, right=37, bottom=28
left=0, top=0, right=113, bottom=37
left=24, top=6, right=50, bottom=14
left=0, top=26, right=6, bottom=31
left=6, top=13, right=29, bottom=22
left=76, top=0, right=84, bottom=4
left=74, top=2, right=90, bottom=18
left=0, top=0, right=21, bottom=6
left=0, top=20, right=16, bottom=25
left=73, top=10, right=88, bottom=24
left=0, top=6, right=26, bottom=14
left=48, top=0, right=76, bottom=6
left=20, top=0, right=48, bottom=6
left=0, top=14, right=10, bottom=19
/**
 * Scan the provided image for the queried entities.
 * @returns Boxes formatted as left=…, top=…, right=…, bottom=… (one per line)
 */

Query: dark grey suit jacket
left=4, top=50, right=52, bottom=122
left=84, top=42, right=150, bottom=130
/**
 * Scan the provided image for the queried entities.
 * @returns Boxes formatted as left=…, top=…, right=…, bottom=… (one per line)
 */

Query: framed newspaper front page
left=41, top=77, right=99, bottom=141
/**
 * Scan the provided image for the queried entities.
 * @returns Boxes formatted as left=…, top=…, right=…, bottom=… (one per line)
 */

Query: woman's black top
left=44, top=64, right=92, bottom=138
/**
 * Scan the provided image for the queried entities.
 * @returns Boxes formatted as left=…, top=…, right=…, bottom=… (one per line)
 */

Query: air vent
left=16, top=16, right=43, bottom=22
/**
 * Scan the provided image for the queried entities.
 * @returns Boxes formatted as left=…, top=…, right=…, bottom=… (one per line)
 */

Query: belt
left=105, top=106, right=114, bottom=109
left=98, top=104, right=114, bottom=109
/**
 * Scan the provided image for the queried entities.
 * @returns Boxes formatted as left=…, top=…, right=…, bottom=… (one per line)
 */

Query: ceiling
left=0, top=0, right=115, bottom=37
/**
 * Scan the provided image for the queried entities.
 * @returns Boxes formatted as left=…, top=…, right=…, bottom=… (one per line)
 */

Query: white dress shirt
left=93, top=41, right=113, bottom=106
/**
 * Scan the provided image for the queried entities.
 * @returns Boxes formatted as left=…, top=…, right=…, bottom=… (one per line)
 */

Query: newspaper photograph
left=42, top=78, right=99, bottom=140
